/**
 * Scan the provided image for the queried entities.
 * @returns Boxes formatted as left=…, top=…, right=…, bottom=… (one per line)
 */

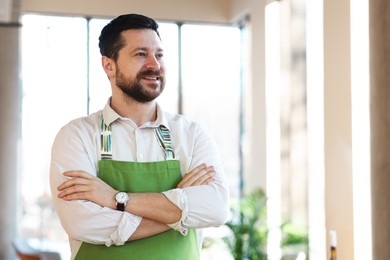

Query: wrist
left=115, top=191, right=129, bottom=211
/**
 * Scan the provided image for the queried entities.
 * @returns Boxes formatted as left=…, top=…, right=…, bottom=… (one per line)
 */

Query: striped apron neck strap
left=155, top=125, right=175, bottom=160
left=100, top=116, right=112, bottom=160
left=101, top=116, right=174, bottom=161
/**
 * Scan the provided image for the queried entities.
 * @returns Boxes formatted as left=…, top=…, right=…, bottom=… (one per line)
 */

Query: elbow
left=52, top=200, right=109, bottom=244
left=184, top=184, right=230, bottom=228
left=216, top=185, right=230, bottom=225
left=204, top=189, right=230, bottom=227
left=60, top=214, right=96, bottom=242
left=212, top=198, right=230, bottom=226
left=61, top=216, right=111, bottom=245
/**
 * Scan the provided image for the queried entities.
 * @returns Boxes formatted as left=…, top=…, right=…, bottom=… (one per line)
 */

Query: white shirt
left=50, top=101, right=230, bottom=259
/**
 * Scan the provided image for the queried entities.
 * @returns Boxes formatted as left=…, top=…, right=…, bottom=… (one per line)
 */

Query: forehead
left=121, top=29, right=163, bottom=50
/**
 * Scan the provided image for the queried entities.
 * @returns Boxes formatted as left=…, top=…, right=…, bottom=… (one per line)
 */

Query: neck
left=110, top=95, right=157, bottom=126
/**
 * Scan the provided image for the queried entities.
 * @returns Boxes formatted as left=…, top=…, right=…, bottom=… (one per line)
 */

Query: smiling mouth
left=143, top=75, right=160, bottom=81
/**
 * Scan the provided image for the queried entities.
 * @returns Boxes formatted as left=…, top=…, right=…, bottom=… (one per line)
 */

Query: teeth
left=144, top=76, right=158, bottom=80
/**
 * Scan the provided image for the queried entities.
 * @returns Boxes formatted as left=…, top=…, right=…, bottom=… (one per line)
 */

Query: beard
left=116, top=67, right=165, bottom=103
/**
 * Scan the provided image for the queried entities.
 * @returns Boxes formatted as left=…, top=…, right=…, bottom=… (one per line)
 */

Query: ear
left=102, top=56, right=115, bottom=79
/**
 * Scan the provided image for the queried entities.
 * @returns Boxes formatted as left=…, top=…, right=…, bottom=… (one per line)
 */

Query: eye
left=156, top=52, right=164, bottom=60
left=135, top=52, right=146, bottom=57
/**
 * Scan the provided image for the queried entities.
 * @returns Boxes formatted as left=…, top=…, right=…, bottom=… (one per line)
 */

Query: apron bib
left=75, top=121, right=199, bottom=260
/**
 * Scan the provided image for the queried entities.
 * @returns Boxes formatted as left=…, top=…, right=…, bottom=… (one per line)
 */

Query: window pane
left=181, top=24, right=241, bottom=197
left=88, top=18, right=111, bottom=113
left=156, top=23, right=179, bottom=114
left=21, top=14, right=88, bottom=258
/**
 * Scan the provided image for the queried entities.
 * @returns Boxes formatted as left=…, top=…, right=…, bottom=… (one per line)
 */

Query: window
left=21, top=15, right=88, bottom=257
left=20, top=14, right=241, bottom=258
left=181, top=24, right=241, bottom=197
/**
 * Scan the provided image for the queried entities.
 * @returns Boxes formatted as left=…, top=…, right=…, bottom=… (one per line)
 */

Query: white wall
left=230, top=0, right=268, bottom=193
left=0, top=24, right=21, bottom=260
left=323, top=0, right=354, bottom=259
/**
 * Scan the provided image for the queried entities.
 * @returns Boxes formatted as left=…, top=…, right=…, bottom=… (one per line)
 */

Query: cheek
left=118, top=58, right=142, bottom=71
left=119, top=64, right=141, bottom=77
left=159, top=63, right=167, bottom=73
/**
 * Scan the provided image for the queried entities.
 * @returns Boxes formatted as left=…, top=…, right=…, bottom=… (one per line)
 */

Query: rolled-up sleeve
left=163, top=123, right=230, bottom=234
left=50, top=122, right=142, bottom=246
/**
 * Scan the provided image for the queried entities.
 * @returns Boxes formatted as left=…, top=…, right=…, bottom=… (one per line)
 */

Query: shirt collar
left=102, top=98, right=171, bottom=130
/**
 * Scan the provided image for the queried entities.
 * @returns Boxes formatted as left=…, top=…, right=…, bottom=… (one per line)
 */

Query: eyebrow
left=131, top=47, right=164, bottom=53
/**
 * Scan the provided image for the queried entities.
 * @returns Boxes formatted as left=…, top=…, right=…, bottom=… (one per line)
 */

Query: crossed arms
left=56, top=164, right=216, bottom=241
left=50, top=120, right=230, bottom=246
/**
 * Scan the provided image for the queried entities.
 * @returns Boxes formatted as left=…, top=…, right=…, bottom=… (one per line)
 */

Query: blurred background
left=1, top=0, right=388, bottom=259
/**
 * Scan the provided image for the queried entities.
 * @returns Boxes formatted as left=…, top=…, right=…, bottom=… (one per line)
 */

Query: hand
left=57, top=171, right=117, bottom=209
left=177, top=164, right=215, bottom=188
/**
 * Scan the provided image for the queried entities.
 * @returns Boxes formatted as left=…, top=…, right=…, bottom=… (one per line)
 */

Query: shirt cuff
left=105, top=212, right=142, bottom=246
left=162, top=189, right=188, bottom=236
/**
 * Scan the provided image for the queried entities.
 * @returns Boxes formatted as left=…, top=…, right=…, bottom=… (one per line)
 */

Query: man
left=50, top=13, right=229, bottom=260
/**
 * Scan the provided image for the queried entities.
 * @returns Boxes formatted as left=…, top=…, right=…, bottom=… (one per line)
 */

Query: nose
left=146, top=55, right=161, bottom=71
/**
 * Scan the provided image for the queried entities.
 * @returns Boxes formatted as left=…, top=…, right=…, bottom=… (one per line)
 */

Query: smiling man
left=49, top=14, right=229, bottom=260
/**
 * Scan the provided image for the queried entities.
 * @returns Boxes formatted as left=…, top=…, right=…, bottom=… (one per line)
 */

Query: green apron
left=75, top=121, right=199, bottom=260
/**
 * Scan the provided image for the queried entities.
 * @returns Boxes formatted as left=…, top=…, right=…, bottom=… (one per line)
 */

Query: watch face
left=116, top=192, right=129, bottom=203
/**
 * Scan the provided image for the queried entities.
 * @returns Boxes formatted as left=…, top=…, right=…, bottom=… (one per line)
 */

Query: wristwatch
left=115, top=192, right=129, bottom=211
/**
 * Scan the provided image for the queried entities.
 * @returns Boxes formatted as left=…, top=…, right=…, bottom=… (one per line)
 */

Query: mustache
left=140, top=69, right=162, bottom=77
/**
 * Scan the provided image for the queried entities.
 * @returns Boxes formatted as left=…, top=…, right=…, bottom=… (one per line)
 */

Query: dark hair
left=98, top=14, right=160, bottom=61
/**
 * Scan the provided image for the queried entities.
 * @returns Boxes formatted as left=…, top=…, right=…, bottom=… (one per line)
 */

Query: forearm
left=51, top=195, right=142, bottom=245
left=128, top=218, right=170, bottom=241
left=182, top=183, right=229, bottom=227
left=163, top=168, right=229, bottom=229
left=125, top=193, right=181, bottom=224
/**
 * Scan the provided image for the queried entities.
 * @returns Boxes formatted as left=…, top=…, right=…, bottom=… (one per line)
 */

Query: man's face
left=114, top=29, right=166, bottom=103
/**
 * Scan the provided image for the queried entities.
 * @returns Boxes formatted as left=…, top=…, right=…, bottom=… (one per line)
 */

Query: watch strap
left=116, top=202, right=126, bottom=211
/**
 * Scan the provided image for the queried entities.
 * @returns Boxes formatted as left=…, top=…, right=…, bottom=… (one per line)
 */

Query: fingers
left=187, top=166, right=214, bottom=185
left=58, top=189, right=89, bottom=201
left=58, top=176, right=88, bottom=190
left=57, top=170, right=118, bottom=208
left=57, top=171, right=90, bottom=191
left=200, top=176, right=214, bottom=185
left=57, top=180, right=90, bottom=200
left=63, top=170, right=92, bottom=179
left=177, top=164, right=216, bottom=188
left=57, top=171, right=94, bottom=200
